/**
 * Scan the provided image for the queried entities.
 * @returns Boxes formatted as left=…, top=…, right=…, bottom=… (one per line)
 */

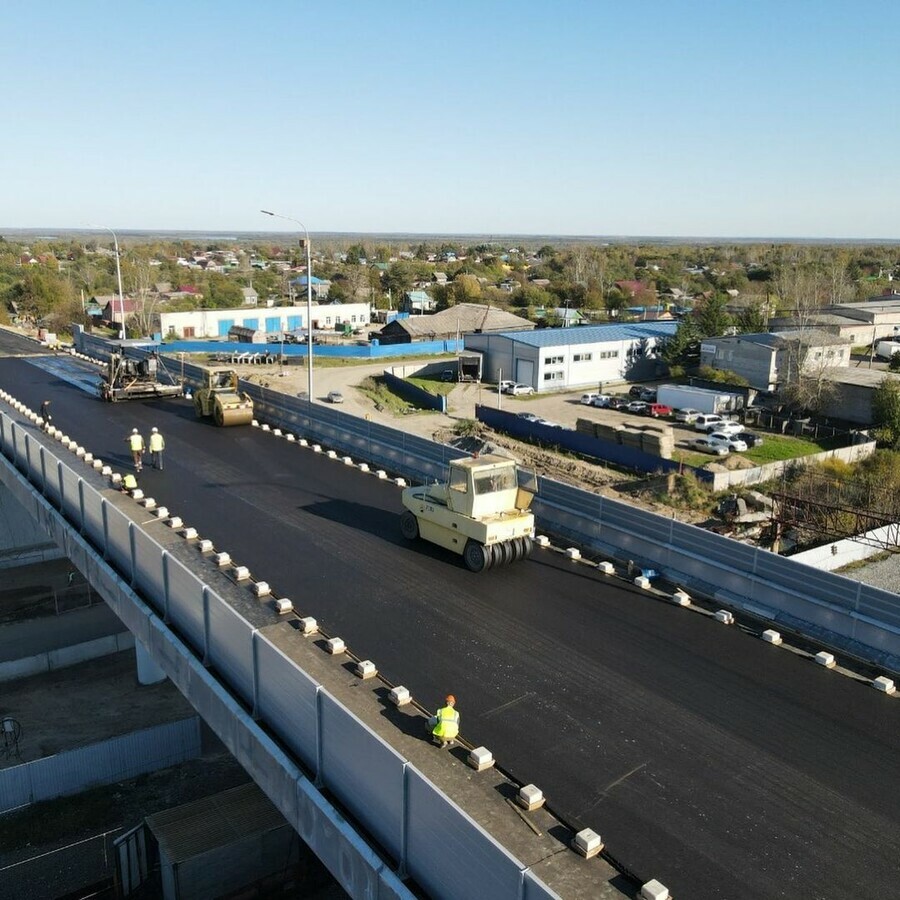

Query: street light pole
left=90, top=225, right=126, bottom=340
left=261, top=210, right=313, bottom=401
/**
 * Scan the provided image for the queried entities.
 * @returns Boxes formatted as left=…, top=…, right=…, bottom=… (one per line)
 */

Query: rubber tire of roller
left=496, top=541, right=514, bottom=566
left=463, top=540, right=488, bottom=572
left=400, top=510, right=419, bottom=541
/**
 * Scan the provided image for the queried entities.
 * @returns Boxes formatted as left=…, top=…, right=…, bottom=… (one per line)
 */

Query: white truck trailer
left=656, top=383, right=743, bottom=415
left=876, top=340, right=900, bottom=360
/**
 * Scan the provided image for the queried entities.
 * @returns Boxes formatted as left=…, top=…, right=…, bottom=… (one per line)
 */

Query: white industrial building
left=159, top=302, right=371, bottom=339
left=464, top=322, right=676, bottom=391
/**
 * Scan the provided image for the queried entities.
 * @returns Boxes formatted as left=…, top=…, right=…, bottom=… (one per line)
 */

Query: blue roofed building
left=464, top=322, right=677, bottom=391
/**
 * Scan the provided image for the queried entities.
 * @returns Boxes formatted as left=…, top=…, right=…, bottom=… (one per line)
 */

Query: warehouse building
left=464, top=322, right=676, bottom=391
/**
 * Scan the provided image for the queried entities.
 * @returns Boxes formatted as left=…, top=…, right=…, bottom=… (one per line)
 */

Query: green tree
left=736, top=300, right=767, bottom=333
left=872, top=378, right=900, bottom=449
left=693, top=293, right=733, bottom=337
left=203, top=273, right=244, bottom=309
left=660, top=319, right=701, bottom=369
left=452, top=274, right=482, bottom=304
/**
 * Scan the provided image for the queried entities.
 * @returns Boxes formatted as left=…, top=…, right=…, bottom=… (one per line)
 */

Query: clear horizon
left=3, top=1, right=898, bottom=240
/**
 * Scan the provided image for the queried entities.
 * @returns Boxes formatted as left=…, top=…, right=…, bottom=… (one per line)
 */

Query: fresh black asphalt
left=2, top=343, right=899, bottom=899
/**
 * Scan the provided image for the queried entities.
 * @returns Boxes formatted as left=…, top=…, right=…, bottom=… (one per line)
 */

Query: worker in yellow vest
left=430, top=695, right=460, bottom=748
left=149, top=427, right=165, bottom=470
left=122, top=473, right=138, bottom=492
left=126, top=428, right=145, bottom=472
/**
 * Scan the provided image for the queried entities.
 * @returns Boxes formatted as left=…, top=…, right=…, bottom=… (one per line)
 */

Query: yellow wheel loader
left=194, top=368, right=254, bottom=426
left=400, top=455, right=536, bottom=572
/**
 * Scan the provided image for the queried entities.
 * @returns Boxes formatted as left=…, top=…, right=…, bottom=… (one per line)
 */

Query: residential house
left=402, top=291, right=436, bottom=314
left=376, top=303, right=533, bottom=346
left=241, top=287, right=259, bottom=307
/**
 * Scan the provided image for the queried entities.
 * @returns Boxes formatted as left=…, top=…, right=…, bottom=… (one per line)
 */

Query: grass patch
left=836, top=550, right=892, bottom=572
left=743, top=433, right=834, bottom=464
left=357, top=375, right=440, bottom=415
left=408, top=375, right=455, bottom=397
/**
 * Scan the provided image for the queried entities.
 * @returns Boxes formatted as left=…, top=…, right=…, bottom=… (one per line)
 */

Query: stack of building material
left=637, top=423, right=675, bottom=459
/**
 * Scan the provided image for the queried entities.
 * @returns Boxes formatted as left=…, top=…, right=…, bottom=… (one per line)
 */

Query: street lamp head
left=260, top=210, right=274, bottom=216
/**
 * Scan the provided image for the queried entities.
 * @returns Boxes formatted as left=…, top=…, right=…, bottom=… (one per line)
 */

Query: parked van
left=694, top=413, right=726, bottom=432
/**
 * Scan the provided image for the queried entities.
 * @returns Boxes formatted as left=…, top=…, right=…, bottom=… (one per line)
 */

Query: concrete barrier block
left=299, top=438, right=309, bottom=447
left=285, top=434, right=296, bottom=442
left=354, top=659, right=377, bottom=679
left=252, top=581, right=271, bottom=597
left=376, top=470, right=387, bottom=479
left=232, top=565, right=250, bottom=581
left=272, top=428, right=282, bottom=437
left=92, top=459, right=103, bottom=470
left=597, top=561, right=615, bottom=574
left=167, top=516, right=183, bottom=529
left=534, top=535, right=550, bottom=547
left=83, top=453, right=93, bottom=463
left=467, top=747, right=495, bottom=772
left=313, top=444, right=323, bottom=453
left=273, top=598, right=293, bottom=614
left=131, top=489, right=144, bottom=501
left=260, top=423, right=271, bottom=432
left=671, top=590, right=691, bottom=606
left=342, top=456, right=353, bottom=465
left=634, top=575, right=651, bottom=588
left=565, top=547, right=581, bottom=560
left=571, top=828, right=604, bottom=859
left=198, top=539, right=213, bottom=553
left=389, top=685, right=411, bottom=706
left=109, top=473, right=122, bottom=487
left=75, top=446, right=85, bottom=457
left=815, top=651, right=836, bottom=668
left=516, top=784, right=545, bottom=811
left=298, top=617, right=318, bottom=635
left=326, top=449, right=337, bottom=458
left=181, top=527, right=198, bottom=540
left=762, top=630, right=783, bottom=645
left=141, top=498, right=157, bottom=510
left=154, top=507, right=169, bottom=519
left=358, top=463, right=369, bottom=473
left=214, top=551, right=231, bottom=567
left=715, top=610, right=734, bottom=624
left=641, top=880, right=670, bottom=900
left=873, top=676, right=896, bottom=694
left=251, top=419, right=260, bottom=427
left=395, top=477, right=407, bottom=487
left=326, top=637, right=346, bottom=655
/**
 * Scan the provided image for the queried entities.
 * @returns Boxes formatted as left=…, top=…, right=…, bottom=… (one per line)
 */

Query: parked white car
left=714, top=421, right=745, bottom=437
left=590, top=394, right=612, bottom=408
left=509, top=383, right=535, bottom=396
left=708, top=432, right=748, bottom=452
left=691, top=436, right=730, bottom=456
left=580, top=392, right=605, bottom=405
left=498, top=380, right=516, bottom=394
left=675, top=408, right=700, bottom=423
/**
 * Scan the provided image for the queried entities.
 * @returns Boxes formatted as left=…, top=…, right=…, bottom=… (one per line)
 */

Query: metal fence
left=0, top=411, right=558, bottom=900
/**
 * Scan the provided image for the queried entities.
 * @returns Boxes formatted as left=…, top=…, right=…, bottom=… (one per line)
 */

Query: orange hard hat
left=446, top=694, right=456, bottom=705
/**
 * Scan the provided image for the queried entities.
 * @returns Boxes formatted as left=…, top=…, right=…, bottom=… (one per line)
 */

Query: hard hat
left=151, top=427, right=158, bottom=433
left=132, top=428, right=138, bottom=434
left=445, top=694, right=456, bottom=705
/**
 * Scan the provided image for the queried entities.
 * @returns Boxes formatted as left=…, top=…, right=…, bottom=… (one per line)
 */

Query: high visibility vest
left=129, top=434, right=144, bottom=452
left=432, top=705, right=459, bottom=739
left=123, top=474, right=138, bottom=490
left=149, top=433, right=165, bottom=452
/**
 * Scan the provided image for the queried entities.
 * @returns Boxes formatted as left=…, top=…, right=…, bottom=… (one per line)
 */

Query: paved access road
left=2, top=348, right=900, bottom=900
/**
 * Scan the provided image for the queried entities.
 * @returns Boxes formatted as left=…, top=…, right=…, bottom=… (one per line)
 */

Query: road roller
left=400, top=454, right=536, bottom=572
left=194, top=368, right=254, bottom=426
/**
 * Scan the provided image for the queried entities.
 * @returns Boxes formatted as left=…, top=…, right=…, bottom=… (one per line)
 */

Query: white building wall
left=160, top=303, right=371, bottom=339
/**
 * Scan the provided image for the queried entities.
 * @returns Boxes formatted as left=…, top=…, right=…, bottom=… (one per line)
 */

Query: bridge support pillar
left=136, top=640, right=167, bottom=685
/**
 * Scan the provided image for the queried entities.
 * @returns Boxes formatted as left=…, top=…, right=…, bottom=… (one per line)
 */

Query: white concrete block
left=671, top=590, right=691, bottom=606
left=376, top=469, right=387, bottom=479
left=641, top=880, right=670, bottom=900
left=534, top=535, right=550, bottom=547
left=198, top=539, right=213, bottom=553
left=260, top=423, right=271, bottom=432
left=815, top=651, right=836, bottom=668
left=715, top=610, right=734, bottom=624
left=873, top=676, right=896, bottom=694
left=57, top=433, right=68, bottom=442
left=298, top=616, right=318, bottom=635
left=342, top=456, right=353, bottom=465
left=167, top=516, right=183, bottom=529
left=251, top=419, right=260, bottom=427
left=597, top=561, right=615, bottom=574
left=313, top=444, right=323, bottom=453
left=634, top=575, right=651, bottom=589
left=286, top=433, right=296, bottom=442
left=516, top=784, right=545, bottom=811
left=272, top=428, right=282, bottom=436
left=358, top=463, right=369, bottom=473
left=466, top=747, right=495, bottom=771
left=273, top=598, right=293, bottom=614
left=131, top=489, right=144, bottom=501
left=141, top=498, right=157, bottom=509
left=354, top=659, right=377, bottom=679
left=762, top=630, right=783, bottom=645
left=109, top=473, right=122, bottom=486
left=326, top=449, right=337, bottom=459
left=75, top=446, right=85, bottom=457
left=83, top=453, right=93, bottom=463
left=299, top=438, right=309, bottom=447
left=232, top=565, right=250, bottom=581
left=214, top=551, right=231, bottom=567
left=389, top=685, right=411, bottom=706
left=252, top=581, right=271, bottom=597
left=565, top=547, right=581, bottom=560
left=92, top=459, right=103, bottom=470
left=326, top=637, right=346, bottom=655
left=395, top=477, right=407, bottom=486
left=571, top=828, right=604, bottom=859
left=101, top=465, right=112, bottom=475
left=181, top=527, right=198, bottom=540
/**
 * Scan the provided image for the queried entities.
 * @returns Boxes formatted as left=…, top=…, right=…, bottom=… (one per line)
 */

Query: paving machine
left=100, top=352, right=183, bottom=402
left=400, top=454, right=536, bottom=572
left=194, top=367, right=254, bottom=426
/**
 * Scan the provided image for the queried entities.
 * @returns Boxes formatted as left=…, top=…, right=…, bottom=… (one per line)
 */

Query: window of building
left=573, top=352, right=593, bottom=362
left=326, top=317, right=332, bottom=325
left=545, top=354, right=564, bottom=365
left=599, top=349, right=619, bottom=359
left=183, top=327, right=195, bottom=338
left=543, top=371, right=564, bottom=382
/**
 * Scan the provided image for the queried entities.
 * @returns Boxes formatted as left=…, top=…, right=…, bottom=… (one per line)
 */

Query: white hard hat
left=132, top=428, right=138, bottom=434
left=151, top=427, right=158, bottom=433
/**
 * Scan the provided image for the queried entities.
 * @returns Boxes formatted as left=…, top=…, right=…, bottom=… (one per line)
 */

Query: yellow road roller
left=194, top=368, right=254, bottom=426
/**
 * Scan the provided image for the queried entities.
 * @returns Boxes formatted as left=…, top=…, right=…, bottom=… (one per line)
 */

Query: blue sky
left=3, top=1, right=898, bottom=239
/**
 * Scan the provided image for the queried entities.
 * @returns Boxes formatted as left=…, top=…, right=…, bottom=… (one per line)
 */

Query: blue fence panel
left=205, top=593, right=254, bottom=701
left=254, top=634, right=320, bottom=773
left=319, top=693, right=405, bottom=860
